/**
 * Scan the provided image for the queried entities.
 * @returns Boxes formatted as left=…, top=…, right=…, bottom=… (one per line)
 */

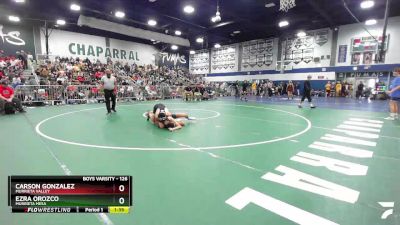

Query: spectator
left=282, top=82, right=287, bottom=96
left=325, top=81, right=331, bottom=97
left=0, top=69, right=5, bottom=80
left=295, top=82, right=300, bottom=96
left=251, top=81, right=257, bottom=96
left=287, top=80, right=294, bottom=100
left=0, top=80, right=25, bottom=114
left=194, top=86, right=202, bottom=101
left=11, top=75, right=21, bottom=89
left=385, top=69, right=400, bottom=120
left=356, top=81, right=364, bottom=99
left=268, top=80, right=273, bottom=98
left=342, top=82, right=347, bottom=97
left=335, top=81, right=342, bottom=97
left=183, top=86, right=193, bottom=101
left=349, top=83, right=353, bottom=98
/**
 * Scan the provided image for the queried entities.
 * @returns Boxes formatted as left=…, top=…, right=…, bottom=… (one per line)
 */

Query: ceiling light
left=175, top=30, right=182, bottom=36
left=171, top=45, right=178, bottom=50
left=150, top=39, right=156, bottom=42
left=14, top=0, right=25, bottom=3
left=278, top=20, right=289, bottom=27
left=148, top=19, right=157, bottom=26
left=8, top=15, right=20, bottom=22
left=214, top=43, right=221, bottom=48
left=265, top=2, right=276, bottom=8
left=365, top=19, right=377, bottom=25
left=233, top=30, right=241, bottom=34
left=183, top=5, right=195, bottom=14
left=115, top=11, right=125, bottom=18
left=212, top=13, right=221, bottom=23
left=190, top=50, right=196, bottom=55
left=211, top=15, right=221, bottom=23
left=211, top=1, right=222, bottom=23
left=196, top=37, right=204, bottom=43
left=297, top=31, right=306, bottom=37
left=56, top=19, right=66, bottom=25
left=361, top=0, right=374, bottom=9
left=70, top=3, right=81, bottom=11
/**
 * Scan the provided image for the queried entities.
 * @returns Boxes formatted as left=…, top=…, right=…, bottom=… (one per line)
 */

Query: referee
left=101, top=69, right=117, bottom=115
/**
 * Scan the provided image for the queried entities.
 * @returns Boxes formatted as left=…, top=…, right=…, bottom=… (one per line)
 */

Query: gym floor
left=1, top=98, right=399, bottom=225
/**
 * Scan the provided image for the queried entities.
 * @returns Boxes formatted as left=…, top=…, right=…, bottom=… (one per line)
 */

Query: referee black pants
left=104, top=89, right=116, bottom=113
left=301, top=91, right=312, bottom=102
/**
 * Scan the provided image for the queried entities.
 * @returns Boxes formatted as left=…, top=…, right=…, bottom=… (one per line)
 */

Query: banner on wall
left=155, top=51, right=188, bottom=68
left=338, top=45, right=347, bottom=63
left=337, top=71, right=389, bottom=79
left=40, top=29, right=158, bottom=65
left=281, top=28, right=331, bottom=68
left=210, top=44, right=238, bottom=73
left=315, top=30, right=329, bottom=46
left=0, top=23, right=35, bottom=56
left=189, top=50, right=209, bottom=74
left=241, top=39, right=275, bottom=71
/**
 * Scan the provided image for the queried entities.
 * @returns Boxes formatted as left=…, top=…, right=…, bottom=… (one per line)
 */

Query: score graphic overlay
left=8, top=176, right=132, bottom=213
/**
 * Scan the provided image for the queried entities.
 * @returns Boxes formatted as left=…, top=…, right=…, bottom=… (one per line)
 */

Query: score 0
left=117, top=184, right=126, bottom=205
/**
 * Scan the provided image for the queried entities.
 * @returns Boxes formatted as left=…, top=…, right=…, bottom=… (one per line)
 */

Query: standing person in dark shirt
left=240, top=80, right=249, bottom=101
left=298, top=75, right=316, bottom=109
left=356, top=81, right=364, bottom=99
left=184, top=86, right=193, bottom=101
left=233, top=81, right=240, bottom=98
left=282, top=82, right=288, bottom=96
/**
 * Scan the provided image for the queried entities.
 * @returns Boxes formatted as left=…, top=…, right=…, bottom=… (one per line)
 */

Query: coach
left=100, top=69, right=117, bottom=115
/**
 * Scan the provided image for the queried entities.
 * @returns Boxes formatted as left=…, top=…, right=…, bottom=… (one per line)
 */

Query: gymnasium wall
left=336, top=16, right=400, bottom=66
left=200, top=16, right=400, bottom=82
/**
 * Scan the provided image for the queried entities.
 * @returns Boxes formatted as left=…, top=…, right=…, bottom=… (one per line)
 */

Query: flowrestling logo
left=0, top=25, right=26, bottom=46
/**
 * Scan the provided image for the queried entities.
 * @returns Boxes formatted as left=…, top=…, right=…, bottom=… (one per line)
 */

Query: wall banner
left=40, top=29, right=158, bottom=65
left=0, top=23, right=35, bottom=56
left=338, top=45, right=347, bottom=63
left=155, top=51, right=188, bottom=68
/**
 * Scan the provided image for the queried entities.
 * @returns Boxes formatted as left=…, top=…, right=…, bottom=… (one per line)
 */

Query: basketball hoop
left=280, top=0, right=296, bottom=12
